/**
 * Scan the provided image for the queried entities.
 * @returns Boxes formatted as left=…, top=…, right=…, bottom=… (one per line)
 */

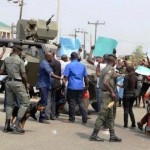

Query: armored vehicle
left=0, top=17, right=98, bottom=112
left=0, top=16, right=58, bottom=94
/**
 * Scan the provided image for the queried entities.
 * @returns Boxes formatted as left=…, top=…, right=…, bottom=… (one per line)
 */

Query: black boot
left=90, top=129, right=104, bottom=141
left=109, top=130, right=122, bottom=142
left=124, top=122, right=128, bottom=128
left=3, top=119, right=13, bottom=133
left=130, top=112, right=136, bottom=128
left=12, top=118, right=25, bottom=134
left=131, top=122, right=136, bottom=128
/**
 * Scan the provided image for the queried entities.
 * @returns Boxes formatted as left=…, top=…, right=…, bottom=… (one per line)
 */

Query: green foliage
left=131, top=45, right=145, bottom=65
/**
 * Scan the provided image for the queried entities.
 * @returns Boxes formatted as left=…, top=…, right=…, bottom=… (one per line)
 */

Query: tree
left=131, top=45, right=145, bottom=65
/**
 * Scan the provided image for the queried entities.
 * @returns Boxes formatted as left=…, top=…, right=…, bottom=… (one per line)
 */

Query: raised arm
left=86, top=45, right=95, bottom=65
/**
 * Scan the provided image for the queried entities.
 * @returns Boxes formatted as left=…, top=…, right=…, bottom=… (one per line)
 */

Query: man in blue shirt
left=37, top=52, right=61, bottom=123
left=63, top=52, right=89, bottom=124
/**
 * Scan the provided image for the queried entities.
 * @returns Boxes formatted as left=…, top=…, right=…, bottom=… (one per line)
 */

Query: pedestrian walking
left=90, top=54, right=122, bottom=142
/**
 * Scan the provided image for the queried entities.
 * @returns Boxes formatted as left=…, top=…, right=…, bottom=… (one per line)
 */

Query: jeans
left=39, top=87, right=50, bottom=120
left=67, top=89, right=87, bottom=122
left=123, top=97, right=135, bottom=126
left=39, top=87, right=50, bottom=106
left=45, top=88, right=57, bottom=119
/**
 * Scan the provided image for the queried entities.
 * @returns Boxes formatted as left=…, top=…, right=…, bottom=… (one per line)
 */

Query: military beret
left=107, top=54, right=117, bottom=59
left=14, top=44, right=23, bottom=51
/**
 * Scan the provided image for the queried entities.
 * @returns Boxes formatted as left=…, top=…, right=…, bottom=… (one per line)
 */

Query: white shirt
left=94, top=61, right=107, bottom=87
left=59, top=60, right=70, bottom=75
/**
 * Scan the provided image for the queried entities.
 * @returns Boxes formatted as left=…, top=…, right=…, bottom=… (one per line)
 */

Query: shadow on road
left=76, top=132, right=90, bottom=140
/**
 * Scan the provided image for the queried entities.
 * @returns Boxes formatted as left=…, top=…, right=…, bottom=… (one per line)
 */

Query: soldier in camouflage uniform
left=25, top=19, right=38, bottom=41
left=90, top=54, right=122, bottom=142
left=0, top=43, right=30, bottom=134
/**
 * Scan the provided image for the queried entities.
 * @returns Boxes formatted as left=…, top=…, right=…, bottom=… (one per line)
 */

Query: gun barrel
left=46, top=14, right=55, bottom=26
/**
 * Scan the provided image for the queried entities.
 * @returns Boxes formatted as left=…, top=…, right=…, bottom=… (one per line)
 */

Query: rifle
left=46, top=14, right=55, bottom=26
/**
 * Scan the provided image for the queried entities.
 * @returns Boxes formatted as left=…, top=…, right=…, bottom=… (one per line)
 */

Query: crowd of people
left=0, top=43, right=150, bottom=141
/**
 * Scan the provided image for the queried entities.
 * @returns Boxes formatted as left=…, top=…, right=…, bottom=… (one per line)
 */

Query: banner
left=93, top=36, right=118, bottom=57
left=57, top=37, right=81, bottom=57
left=135, top=65, right=150, bottom=76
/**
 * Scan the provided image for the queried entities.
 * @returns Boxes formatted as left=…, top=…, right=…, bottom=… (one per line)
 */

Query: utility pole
left=19, top=0, right=24, bottom=20
left=8, top=0, right=24, bottom=20
left=74, top=29, right=81, bottom=39
left=82, top=31, right=88, bottom=59
left=88, top=21, right=105, bottom=44
left=56, top=0, right=60, bottom=42
left=69, top=29, right=79, bottom=38
left=73, top=29, right=88, bottom=59
left=69, top=29, right=88, bottom=59
left=11, top=23, right=16, bottom=38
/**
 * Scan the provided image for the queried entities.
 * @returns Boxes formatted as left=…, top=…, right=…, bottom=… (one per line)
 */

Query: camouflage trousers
left=94, top=91, right=115, bottom=131
left=5, top=81, right=30, bottom=119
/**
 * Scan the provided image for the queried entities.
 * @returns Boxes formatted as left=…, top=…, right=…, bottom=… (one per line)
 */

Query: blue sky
left=0, top=0, right=150, bottom=55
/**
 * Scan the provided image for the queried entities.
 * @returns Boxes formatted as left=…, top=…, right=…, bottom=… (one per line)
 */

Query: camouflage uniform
left=25, top=19, right=38, bottom=41
left=90, top=63, right=121, bottom=142
left=95, top=65, right=116, bottom=131
left=1, top=54, right=30, bottom=120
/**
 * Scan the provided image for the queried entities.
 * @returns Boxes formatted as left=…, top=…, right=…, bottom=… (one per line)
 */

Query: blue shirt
left=63, top=60, right=88, bottom=90
left=37, top=59, right=53, bottom=89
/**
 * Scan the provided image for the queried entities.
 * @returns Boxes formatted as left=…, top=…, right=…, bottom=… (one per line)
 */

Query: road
left=0, top=94, right=149, bottom=150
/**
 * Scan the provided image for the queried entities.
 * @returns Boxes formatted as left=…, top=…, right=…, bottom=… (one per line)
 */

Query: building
left=0, top=21, right=12, bottom=39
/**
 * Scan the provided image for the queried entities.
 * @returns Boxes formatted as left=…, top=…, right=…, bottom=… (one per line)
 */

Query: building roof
left=0, top=21, right=10, bottom=28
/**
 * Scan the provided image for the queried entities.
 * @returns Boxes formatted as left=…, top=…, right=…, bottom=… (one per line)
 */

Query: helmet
left=28, top=19, right=37, bottom=25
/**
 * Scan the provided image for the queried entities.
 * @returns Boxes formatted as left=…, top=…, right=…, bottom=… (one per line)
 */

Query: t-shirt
left=94, top=61, right=107, bottom=87
left=63, top=59, right=88, bottom=90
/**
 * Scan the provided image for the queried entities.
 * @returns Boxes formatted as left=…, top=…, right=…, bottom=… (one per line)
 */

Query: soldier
left=0, top=43, right=30, bottom=134
left=90, top=54, right=122, bottom=142
left=25, top=19, right=38, bottom=41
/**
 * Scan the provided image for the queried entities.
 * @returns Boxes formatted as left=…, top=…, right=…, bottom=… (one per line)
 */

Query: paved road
left=0, top=95, right=149, bottom=150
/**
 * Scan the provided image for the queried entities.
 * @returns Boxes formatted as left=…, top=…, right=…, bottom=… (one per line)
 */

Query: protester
left=86, top=45, right=106, bottom=112
left=59, top=54, right=69, bottom=75
left=63, top=52, right=88, bottom=124
left=116, top=71, right=124, bottom=107
left=37, top=52, right=61, bottom=123
left=44, top=51, right=61, bottom=120
left=118, top=66, right=137, bottom=128
left=138, top=58, right=150, bottom=108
